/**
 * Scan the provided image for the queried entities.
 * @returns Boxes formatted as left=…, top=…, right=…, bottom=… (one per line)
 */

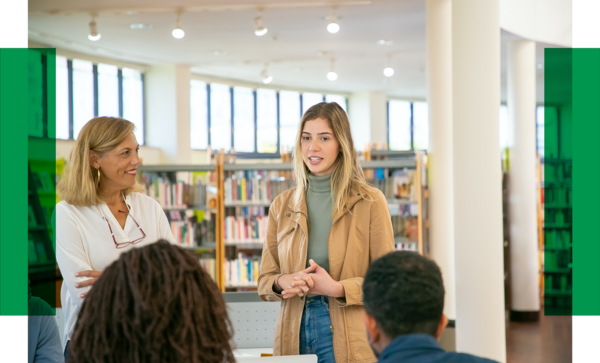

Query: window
left=55, top=57, right=145, bottom=141
left=499, top=105, right=509, bottom=150
left=412, top=102, right=429, bottom=150
left=28, top=51, right=44, bottom=137
left=302, top=92, right=324, bottom=114
left=122, top=68, right=144, bottom=144
left=190, top=80, right=208, bottom=150
left=256, top=88, right=278, bottom=153
left=279, top=90, right=301, bottom=150
left=210, top=83, right=232, bottom=151
left=536, top=106, right=544, bottom=157
left=72, top=59, right=94, bottom=139
left=325, top=94, right=347, bottom=112
left=97, top=63, right=119, bottom=118
left=388, top=100, right=412, bottom=151
left=56, top=56, right=70, bottom=140
left=233, top=86, right=255, bottom=152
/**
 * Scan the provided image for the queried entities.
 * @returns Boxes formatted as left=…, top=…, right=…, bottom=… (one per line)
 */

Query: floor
left=505, top=308, right=572, bottom=363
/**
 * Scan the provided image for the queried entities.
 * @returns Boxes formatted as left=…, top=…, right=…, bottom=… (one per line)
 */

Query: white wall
left=348, top=91, right=388, bottom=150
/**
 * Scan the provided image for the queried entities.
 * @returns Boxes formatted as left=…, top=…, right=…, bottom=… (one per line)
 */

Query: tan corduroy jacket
left=258, top=185, right=395, bottom=363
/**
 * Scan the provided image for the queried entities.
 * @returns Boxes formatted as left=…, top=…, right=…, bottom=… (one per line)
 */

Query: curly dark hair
left=69, top=240, right=235, bottom=363
left=363, top=251, right=445, bottom=339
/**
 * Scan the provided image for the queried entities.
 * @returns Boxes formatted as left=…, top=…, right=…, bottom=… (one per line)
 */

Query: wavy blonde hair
left=57, top=117, right=143, bottom=206
left=292, top=102, right=373, bottom=212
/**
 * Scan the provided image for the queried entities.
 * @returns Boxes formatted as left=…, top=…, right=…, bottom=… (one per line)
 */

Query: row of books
left=199, top=258, right=217, bottom=282
left=31, top=170, right=56, bottom=192
left=142, top=171, right=218, bottom=210
left=545, top=230, right=571, bottom=249
left=369, top=170, right=417, bottom=201
left=167, top=210, right=216, bottom=247
left=396, top=242, right=419, bottom=252
left=28, top=238, right=50, bottom=265
left=224, top=170, right=295, bottom=204
left=224, top=253, right=261, bottom=287
left=391, top=216, right=418, bottom=242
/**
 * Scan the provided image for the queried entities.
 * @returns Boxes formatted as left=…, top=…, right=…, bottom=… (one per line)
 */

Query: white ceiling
left=29, top=0, right=561, bottom=101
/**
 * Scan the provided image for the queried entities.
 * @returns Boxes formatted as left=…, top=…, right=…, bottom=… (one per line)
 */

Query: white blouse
left=55, top=192, right=176, bottom=347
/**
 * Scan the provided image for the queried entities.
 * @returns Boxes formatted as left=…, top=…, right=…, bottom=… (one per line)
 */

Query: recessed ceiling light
left=377, top=39, right=394, bottom=46
left=130, top=23, right=153, bottom=30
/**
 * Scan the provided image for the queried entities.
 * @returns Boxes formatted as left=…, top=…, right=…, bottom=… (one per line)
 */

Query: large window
left=325, top=94, right=347, bottom=112
left=499, top=105, right=509, bottom=150
left=279, top=90, right=301, bottom=150
left=233, top=86, right=255, bottom=152
left=56, top=56, right=70, bottom=140
left=122, top=68, right=144, bottom=144
left=72, top=59, right=95, bottom=139
left=210, top=83, right=232, bottom=151
left=388, top=100, right=412, bottom=151
left=302, top=92, right=324, bottom=114
left=55, top=57, right=145, bottom=142
left=256, top=88, right=278, bottom=153
left=412, top=102, right=429, bottom=150
left=190, top=80, right=208, bottom=150
left=97, top=63, right=119, bottom=118
left=536, top=106, right=544, bottom=157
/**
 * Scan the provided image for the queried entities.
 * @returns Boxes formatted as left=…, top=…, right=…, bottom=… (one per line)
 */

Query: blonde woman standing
left=258, top=102, right=395, bottom=363
left=55, top=117, right=176, bottom=359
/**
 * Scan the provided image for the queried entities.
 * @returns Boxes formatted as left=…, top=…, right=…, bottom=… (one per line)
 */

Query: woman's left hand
left=75, top=270, right=102, bottom=298
left=288, top=259, right=345, bottom=298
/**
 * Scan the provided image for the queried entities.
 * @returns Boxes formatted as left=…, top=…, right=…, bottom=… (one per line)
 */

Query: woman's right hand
left=275, top=264, right=318, bottom=299
left=75, top=270, right=102, bottom=298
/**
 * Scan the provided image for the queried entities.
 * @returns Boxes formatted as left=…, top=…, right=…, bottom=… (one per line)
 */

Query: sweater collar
left=307, top=173, right=332, bottom=193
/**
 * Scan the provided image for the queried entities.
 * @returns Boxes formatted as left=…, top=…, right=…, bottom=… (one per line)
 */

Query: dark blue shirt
left=378, top=334, right=499, bottom=363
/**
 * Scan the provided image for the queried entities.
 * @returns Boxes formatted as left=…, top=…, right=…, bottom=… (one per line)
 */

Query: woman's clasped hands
left=278, top=259, right=345, bottom=299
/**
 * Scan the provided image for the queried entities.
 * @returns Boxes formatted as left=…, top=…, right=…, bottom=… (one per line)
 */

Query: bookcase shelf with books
left=139, top=151, right=429, bottom=293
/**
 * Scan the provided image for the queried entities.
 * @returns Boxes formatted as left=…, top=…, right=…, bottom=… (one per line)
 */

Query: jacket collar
left=378, top=334, right=444, bottom=361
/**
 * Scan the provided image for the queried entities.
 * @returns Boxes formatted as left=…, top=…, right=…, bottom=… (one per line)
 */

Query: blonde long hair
left=292, top=102, right=373, bottom=212
left=57, top=117, right=143, bottom=206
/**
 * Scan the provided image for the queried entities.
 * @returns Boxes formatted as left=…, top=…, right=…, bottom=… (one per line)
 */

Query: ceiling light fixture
left=327, top=58, right=338, bottom=81
left=261, top=64, right=272, bottom=84
left=327, top=7, right=340, bottom=34
left=255, top=8, right=268, bottom=36
left=172, top=10, right=185, bottom=39
left=88, top=13, right=101, bottom=41
left=383, top=55, right=394, bottom=77
left=377, top=39, right=393, bottom=46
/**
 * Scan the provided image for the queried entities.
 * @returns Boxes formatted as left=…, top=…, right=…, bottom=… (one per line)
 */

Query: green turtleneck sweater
left=306, top=173, right=332, bottom=274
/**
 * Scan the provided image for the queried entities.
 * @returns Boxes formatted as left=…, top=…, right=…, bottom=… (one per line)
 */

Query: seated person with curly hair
left=67, top=240, right=235, bottom=363
left=362, top=251, right=499, bottom=363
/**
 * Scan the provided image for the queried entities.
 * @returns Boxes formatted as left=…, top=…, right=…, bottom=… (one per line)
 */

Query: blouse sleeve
left=54, top=203, right=94, bottom=309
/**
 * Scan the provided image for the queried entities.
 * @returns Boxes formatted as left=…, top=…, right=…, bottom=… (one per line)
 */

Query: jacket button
left=343, top=205, right=346, bottom=208
left=358, top=193, right=361, bottom=196
left=287, top=213, right=291, bottom=217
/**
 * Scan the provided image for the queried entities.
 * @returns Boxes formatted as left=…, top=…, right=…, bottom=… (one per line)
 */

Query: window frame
left=56, top=57, right=146, bottom=144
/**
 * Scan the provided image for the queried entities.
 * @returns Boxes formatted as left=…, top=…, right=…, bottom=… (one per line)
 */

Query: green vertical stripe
left=573, top=48, right=600, bottom=316
left=0, top=49, right=28, bottom=315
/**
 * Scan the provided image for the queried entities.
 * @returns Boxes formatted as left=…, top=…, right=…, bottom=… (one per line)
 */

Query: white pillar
left=452, top=1, right=506, bottom=362
left=348, top=91, right=387, bottom=150
left=507, top=40, right=539, bottom=318
left=145, top=64, right=192, bottom=164
left=426, top=0, right=456, bottom=321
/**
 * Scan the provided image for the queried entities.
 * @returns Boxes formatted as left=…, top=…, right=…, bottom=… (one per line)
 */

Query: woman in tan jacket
left=258, top=102, right=395, bottom=363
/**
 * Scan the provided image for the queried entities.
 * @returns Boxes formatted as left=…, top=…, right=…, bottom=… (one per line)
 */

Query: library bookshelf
left=138, top=151, right=429, bottom=292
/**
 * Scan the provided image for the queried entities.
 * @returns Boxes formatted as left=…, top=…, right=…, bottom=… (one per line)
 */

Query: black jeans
left=64, top=340, right=69, bottom=361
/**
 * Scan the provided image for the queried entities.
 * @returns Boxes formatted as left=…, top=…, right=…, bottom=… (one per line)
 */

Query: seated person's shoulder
left=444, top=352, right=500, bottom=363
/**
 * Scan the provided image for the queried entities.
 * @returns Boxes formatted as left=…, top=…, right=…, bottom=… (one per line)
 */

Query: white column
left=452, top=1, right=506, bottom=362
left=348, top=91, right=387, bottom=150
left=426, top=0, right=456, bottom=321
left=145, top=64, right=192, bottom=164
left=507, top=40, right=540, bottom=318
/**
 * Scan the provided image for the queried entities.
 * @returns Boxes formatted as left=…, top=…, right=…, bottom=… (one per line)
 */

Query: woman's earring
left=97, top=168, right=101, bottom=185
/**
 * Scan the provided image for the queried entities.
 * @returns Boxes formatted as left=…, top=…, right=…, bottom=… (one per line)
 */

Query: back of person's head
left=363, top=251, right=445, bottom=341
left=69, top=240, right=235, bottom=363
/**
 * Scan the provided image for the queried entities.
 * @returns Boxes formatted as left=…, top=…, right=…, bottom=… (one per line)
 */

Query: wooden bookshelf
left=139, top=150, right=430, bottom=292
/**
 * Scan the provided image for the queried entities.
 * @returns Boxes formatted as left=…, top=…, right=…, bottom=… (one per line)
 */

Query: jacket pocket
left=345, top=305, right=376, bottom=362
